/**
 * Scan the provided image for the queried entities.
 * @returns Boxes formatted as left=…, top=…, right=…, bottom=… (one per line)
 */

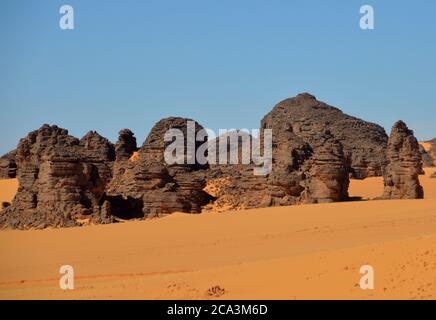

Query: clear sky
left=1, top=0, right=435, bottom=154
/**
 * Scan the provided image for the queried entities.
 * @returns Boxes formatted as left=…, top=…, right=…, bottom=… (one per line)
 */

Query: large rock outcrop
left=0, top=150, right=17, bottom=179
left=0, top=125, right=115, bottom=229
left=261, top=98, right=351, bottom=204
left=204, top=131, right=273, bottom=211
left=1, top=93, right=426, bottom=229
left=107, top=117, right=212, bottom=217
left=204, top=123, right=350, bottom=212
left=383, top=121, right=424, bottom=199
left=300, top=130, right=350, bottom=203
left=203, top=93, right=389, bottom=211
left=262, top=93, right=388, bottom=179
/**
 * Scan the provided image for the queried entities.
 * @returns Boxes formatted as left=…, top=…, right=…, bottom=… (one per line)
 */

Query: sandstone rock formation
left=1, top=94, right=428, bottom=229
left=0, top=150, right=17, bottom=179
left=420, top=145, right=434, bottom=167
left=107, top=129, right=138, bottom=195
left=79, top=131, right=116, bottom=184
left=0, top=125, right=114, bottom=229
left=300, top=130, right=350, bottom=203
left=107, top=117, right=212, bottom=217
left=204, top=95, right=356, bottom=212
left=430, top=139, right=436, bottom=161
left=420, top=139, right=436, bottom=167
left=204, top=131, right=272, bottom=211
left=115, top=129, right=138, bottom=161
left=204, top=125, right=350, bottom=211
left=261, top=97, right=352, bottom=204
left=261, top=93, right=388, bottom=179
left=383, top=121, right=424, bottom=199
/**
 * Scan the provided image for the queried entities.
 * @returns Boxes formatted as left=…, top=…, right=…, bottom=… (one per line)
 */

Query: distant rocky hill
left=0, top=93, right=426, bottom=229
left=420, top=139, right=436, bottom=167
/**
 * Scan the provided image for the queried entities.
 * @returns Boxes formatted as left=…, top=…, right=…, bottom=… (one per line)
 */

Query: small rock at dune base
left=207, top=285, right=226, bottom=298
left=1, top=202, right=11, bottom=209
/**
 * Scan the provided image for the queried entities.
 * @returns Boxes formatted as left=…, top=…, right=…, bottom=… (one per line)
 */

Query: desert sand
left=0, top=168, right=435, bottom=300
left=0, top=179, right=18, bottom=206
left=420, top=141, right=432, bottom=152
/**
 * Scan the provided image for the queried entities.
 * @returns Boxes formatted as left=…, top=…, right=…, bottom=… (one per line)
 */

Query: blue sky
left=1, top=0, right=435, bottom=154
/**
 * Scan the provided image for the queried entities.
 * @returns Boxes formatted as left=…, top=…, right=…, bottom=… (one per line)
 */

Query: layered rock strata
left=383, top=121, right=424, bottom=199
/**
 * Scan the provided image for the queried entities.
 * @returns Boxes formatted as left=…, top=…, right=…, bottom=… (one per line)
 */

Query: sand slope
left=420, top=142, right=432, bottom=152
left=0, top=169, right=435, bottom=300
left=0, top=179, right=18, bottom=205
left=1, top=200, right=436, bottom=299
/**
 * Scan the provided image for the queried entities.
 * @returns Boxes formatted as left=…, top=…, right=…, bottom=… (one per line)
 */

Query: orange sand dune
left=0, top=179, right=18, bottom=205
left=1, top=199, right=436, bottom=299
left=0, top=170, right=435, bottom=300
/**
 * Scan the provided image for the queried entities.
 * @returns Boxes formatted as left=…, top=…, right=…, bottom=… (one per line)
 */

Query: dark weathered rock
left=107, top=117, right=212, bottom=216
left=115, top=129, right=138, bottom=161
left=420, top=144, right=434, bottom=167
left=79, top=131, right=115, bottom=184
left=204, top=131, right=272, bottom=211
left=2, top=94, right=427, bottom=228
left=383, top=121, right=424, bottom=199
left=262, top=93, right=388, bottom=179
left=0, top=125, right=114, bottom=229
left=259, top=116, right=310, bottom=207
left=107, top=129, right=139, bottom=195
left=421, top=139, right=436, bottom=167
left=203, top=95, right=357, bottom=212
left=0, top=150, right=17, bottom=179
left=1, top=202, right=11, bottom=209
left=204, top=126, right=350, bottom=211
left=301, top=130, right=350, bottom=203
left=430, top=139, right=436, bottom=163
